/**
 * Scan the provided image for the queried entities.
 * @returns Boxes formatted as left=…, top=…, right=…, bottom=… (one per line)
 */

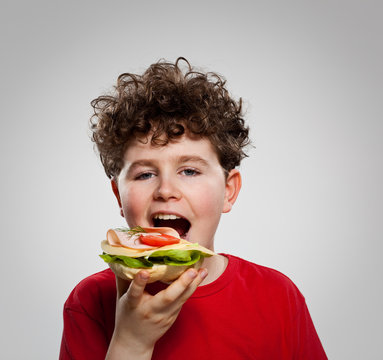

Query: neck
left=200, top=254, right=228, bottom=286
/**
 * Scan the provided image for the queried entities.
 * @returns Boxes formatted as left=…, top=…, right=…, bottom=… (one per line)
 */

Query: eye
left=135, top=172, right=155, bottom=180
left=180, top=168, right=200, bottom=176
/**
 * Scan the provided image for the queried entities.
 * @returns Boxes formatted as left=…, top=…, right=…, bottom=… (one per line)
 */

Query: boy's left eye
left=180, top=168, right=199, bottom=176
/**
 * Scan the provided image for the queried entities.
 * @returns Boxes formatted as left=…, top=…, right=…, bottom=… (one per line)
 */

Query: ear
left=111, top=179, right=124, bottom=217
left=222, top=169, right=242, bottom=213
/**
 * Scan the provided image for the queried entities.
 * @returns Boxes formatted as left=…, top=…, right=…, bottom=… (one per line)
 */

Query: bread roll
left=108, top=257, right=204, bottom=283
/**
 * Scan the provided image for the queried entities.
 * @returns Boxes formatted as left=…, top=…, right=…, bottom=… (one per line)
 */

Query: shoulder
left=226, top=254, right=298, bottom=283
left=64, top=268, right=116, bottom=314
left=224, top=254, right=305, bottom=306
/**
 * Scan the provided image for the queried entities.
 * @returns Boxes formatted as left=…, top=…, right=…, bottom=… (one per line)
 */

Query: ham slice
left=107, top=226, right=180, bottom=250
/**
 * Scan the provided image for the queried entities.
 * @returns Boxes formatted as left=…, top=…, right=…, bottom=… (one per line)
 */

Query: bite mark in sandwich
left=100, top=226, right=215, bottom=283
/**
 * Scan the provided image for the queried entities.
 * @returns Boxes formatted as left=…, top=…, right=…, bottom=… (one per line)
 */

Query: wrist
left=106, top=332, right=154, bottom=360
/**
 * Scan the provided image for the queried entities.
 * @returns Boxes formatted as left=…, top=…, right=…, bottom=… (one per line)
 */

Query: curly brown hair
left=90, top=57, right=250, bottom=178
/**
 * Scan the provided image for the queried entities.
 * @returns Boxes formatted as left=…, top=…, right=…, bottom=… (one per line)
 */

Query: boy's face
left=112, top=133, right=241, bottom=250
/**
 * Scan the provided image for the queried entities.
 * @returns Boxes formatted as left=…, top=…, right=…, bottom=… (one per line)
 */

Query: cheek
left=119, top=185, right=147, bottom=219
left=189, top=182, right=226, bottom=215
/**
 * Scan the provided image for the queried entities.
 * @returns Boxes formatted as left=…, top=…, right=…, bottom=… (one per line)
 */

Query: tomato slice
left=139, top=233, right=180, bottom=246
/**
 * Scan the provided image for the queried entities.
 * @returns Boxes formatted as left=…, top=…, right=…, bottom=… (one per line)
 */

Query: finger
left=156, top=268, right=207, bottom=306
left=177, top=268, right=208, bottom=302
left=126, top=270, right=150, bottom=307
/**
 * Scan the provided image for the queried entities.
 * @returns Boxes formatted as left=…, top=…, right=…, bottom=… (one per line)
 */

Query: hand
left=106, top=268, right=208, bottom=359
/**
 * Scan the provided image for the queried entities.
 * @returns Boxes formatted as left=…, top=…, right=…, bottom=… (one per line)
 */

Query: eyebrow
left=176, top=155, right=210, bottom=166
left=126, top=155, right=210, bottom=174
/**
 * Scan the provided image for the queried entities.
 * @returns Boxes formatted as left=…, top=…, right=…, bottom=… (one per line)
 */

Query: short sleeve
left=60, top=307, right=109, bottom=360
left=59, top=269, right=116, bottom=360
left=293, top=301, right=327, bottom=359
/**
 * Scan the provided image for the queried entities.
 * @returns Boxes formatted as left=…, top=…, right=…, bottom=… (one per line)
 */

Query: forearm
left=105, top=335, right=154, bottom=360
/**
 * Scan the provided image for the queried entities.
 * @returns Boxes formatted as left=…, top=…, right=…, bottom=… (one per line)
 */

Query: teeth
left=153, top=213, right=181, bottom=220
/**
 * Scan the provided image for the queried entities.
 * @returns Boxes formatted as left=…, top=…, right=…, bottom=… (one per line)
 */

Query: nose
left=154, top=175, right=181, bottom=201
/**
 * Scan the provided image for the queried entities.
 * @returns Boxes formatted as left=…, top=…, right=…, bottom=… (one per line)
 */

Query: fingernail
left=187, top=269, right=197, bottom=279
left=200, top=269, right=208, bottom=279
left=140, top=271, right=149, bottom=280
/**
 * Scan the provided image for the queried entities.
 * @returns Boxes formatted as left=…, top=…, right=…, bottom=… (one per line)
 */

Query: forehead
left=123, top=134, right=220, bottom=163
left=129, top=135, right=213, bottom=158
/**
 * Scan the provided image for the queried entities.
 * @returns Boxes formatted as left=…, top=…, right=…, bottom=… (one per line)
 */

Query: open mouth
left=152, top=214, right=191, bottom=239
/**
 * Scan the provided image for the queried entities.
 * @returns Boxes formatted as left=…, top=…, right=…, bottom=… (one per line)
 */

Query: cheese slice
left=101, top=239, right=216, bottom=258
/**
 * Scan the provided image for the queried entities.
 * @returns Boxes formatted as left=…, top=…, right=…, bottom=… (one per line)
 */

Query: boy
left=60, top=58, right=327, bottom=359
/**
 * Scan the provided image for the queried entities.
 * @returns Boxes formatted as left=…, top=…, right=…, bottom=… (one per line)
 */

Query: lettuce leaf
left=99, top=253, right=153, bottom=268
left=148, top=249, right=201, bottom=266
left=100, top=249, right=205, bottom=268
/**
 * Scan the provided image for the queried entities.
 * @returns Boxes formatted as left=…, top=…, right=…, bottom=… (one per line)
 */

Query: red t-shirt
left=60, top=254, right=327, bottom=359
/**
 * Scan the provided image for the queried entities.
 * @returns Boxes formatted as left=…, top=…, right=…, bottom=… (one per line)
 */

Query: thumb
left=126, top=270, right=150, bottom=307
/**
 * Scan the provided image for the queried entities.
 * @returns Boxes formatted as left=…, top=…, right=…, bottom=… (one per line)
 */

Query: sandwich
left=100, top=226, right=215, bottom=283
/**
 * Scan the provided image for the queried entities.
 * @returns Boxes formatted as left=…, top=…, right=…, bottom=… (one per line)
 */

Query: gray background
left=1, top=0, right=382, bottom=359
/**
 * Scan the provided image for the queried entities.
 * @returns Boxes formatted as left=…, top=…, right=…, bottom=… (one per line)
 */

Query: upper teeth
left=153, top=214, right=181, bottom=220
